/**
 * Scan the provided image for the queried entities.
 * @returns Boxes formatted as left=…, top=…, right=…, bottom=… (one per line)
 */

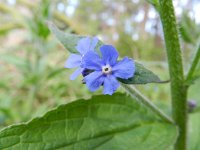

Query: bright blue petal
left=65, top=54, right=81, bottom=68
left=112, top=57, right=135, bottom=79
left=82, top=51, right=102, bottom=70
left=76, top=37, right=90, bottom=55
left=89, top=37, right=98, bottom=51
left=76, top=37, right=98, bottom=55
left=100, top=45, right=118, bottom=66
left=84, top=71, right=104, bottom=92
left=70, top=67, right=84, bottom=80
left=103, top=75, right=119, bottom=95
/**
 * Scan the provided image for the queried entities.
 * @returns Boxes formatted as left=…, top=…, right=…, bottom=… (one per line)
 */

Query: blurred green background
left=0, top=0, right=199, bottom=142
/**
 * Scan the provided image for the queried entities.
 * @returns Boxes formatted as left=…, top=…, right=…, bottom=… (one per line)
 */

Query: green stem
left=186, top=45, right=200, bottom=81
left=159, top=0, right=188, bottom=150
left=121, top=84, right=173, bottom=124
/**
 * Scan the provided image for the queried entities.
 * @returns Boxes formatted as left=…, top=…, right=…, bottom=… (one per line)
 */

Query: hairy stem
left=186, top=45, right=200, bottom=82
left=159, top=0, right=188, bottom=150
left=122, top=84, right=173, bottom=124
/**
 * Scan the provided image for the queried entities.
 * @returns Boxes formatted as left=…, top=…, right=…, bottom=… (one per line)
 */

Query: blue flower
left=65, top=37, right=98, bottom=80
left=82, top=45, right=135, bottom=95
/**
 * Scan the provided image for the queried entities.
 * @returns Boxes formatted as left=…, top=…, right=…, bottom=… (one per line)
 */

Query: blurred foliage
left=179, top=11, right=200, bottom=45
left=0, top=0, right=199, bottom=143
left=0, top=0, right=93, bottom=127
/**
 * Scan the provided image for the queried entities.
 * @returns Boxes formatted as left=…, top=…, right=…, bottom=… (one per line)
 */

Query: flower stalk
left=121, top=84, right=173, bottom=124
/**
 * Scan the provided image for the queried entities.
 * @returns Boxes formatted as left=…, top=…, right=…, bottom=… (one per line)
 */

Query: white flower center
left=102, top=65, right=112, bottom=74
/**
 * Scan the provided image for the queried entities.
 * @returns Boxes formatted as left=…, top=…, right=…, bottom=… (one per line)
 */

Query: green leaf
left=118, top=62, right=161, bottom=84
left=47, top=21, right=102, bottom=54
left=179, top=12, right=200, bottom=45
left=48, top=22, right=161, bottom=84
left=47, top=21, right=82, bottom=53
left=0, top=93, right=177, bottom=150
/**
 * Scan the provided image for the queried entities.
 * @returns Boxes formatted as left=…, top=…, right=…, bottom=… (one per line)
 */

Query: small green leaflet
left=0, top=93, right=177, bottom=150
left=48, top=22, right=161, bottom=84
left=47, top=22, right=103, bottom=54
left=118, top=62, right=161, bottom=84
left=47, top=21, right=83, bottom=53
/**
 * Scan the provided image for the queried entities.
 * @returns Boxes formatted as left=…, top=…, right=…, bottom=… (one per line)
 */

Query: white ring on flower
left=102, top=65, right=112, bottom=74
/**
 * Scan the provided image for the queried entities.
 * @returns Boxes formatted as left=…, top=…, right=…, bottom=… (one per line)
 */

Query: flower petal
left=82, top=51, right=102, bottom=70
left=103, top=75, right=119, bottom=95
left=100, top=45, right=118, bottom=66
left=90, top=37, right=98, bottom=51
left=112, top=57, right=135, bottom=79
left=76, top=37, right=98, bottom=55
left=65, top=54, right=81, bottom=68
left=70, top=67, right=84, bottom=80
left=84, top=71, right=104, bottom=92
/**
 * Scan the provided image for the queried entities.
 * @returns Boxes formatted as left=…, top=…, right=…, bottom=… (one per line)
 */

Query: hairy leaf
left=47, top=22, right=102, bottom=54
left=47, top=21, right=83, bottom=53
left=179, top=12, right=200, bottom=45
left=118, top=62, right=161, bottom=84
left=0, top=93, right=177, bottom=150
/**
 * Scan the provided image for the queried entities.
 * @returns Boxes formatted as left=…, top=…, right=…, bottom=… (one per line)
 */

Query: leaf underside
left=118, top=62, right=161, bottom=84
